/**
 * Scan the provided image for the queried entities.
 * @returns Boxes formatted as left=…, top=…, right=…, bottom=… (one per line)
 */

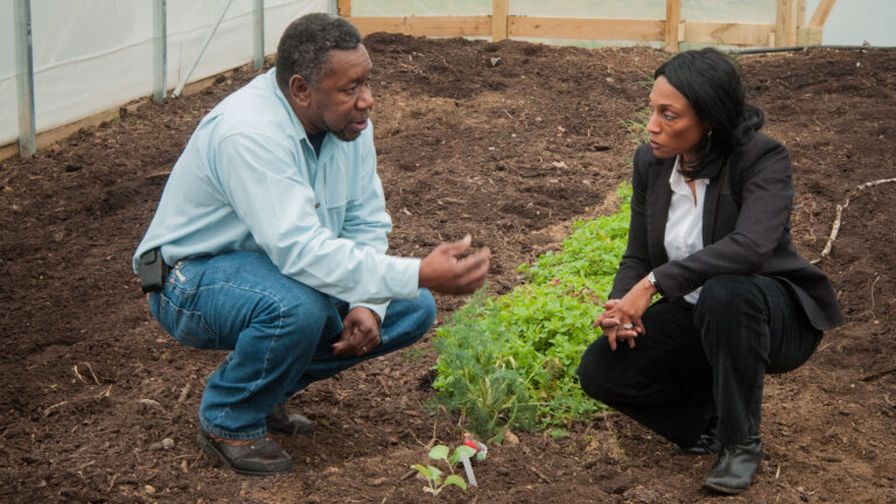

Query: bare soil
left=1, top=35, right=894, bottom=503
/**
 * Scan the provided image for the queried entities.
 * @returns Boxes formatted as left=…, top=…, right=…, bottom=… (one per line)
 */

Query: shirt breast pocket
left=317, top=181, right=349, bottom=228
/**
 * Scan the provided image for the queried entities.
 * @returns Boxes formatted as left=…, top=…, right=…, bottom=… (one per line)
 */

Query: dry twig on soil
left=812, top=178, right=896, bottom=264
left=177, top=382, right=192, bottom=403
left=861, top=365, right=896, bottom=382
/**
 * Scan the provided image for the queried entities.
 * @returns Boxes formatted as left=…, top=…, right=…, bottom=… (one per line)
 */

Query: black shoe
left=680, top=417, right=720, bottom=455
left=266, top=404, right=314, bottom=436
left=681, top=431, right=721, bottom=455
left=703, top=437, right=763, bottom=495
left=197, top=430, right=293, bottom=476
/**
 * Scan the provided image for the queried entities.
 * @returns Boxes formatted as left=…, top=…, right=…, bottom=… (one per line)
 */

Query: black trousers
left=577, top=274, right=821, bottom=448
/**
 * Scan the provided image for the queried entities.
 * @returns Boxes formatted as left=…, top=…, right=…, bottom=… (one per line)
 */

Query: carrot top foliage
left=433, top=184, right=632, bottom=439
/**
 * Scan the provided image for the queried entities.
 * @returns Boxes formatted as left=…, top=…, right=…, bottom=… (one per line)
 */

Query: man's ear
left=288, top=74, right=312, bottom=107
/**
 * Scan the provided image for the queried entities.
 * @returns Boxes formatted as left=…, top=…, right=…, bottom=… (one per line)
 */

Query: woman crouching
left=577, top=48, right=843, bottom=495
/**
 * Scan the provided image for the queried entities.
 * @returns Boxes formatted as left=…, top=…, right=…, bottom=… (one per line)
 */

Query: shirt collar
left=268, top=68, right=310, bottom=144
left=669, top=156, right=709, bottom=194
left=267, top=69, right=338, bottom=161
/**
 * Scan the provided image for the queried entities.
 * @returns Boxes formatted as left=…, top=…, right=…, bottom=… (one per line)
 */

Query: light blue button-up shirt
left=134, top=69, right=420, bottom=319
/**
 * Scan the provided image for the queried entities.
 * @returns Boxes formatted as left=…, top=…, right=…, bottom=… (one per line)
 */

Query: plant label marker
left=463, top=437, right=488, bottom=462
left=461, top=455, right=477, bottom=487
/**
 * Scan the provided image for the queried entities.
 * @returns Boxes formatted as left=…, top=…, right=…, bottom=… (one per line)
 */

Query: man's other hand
left=332, top=307, right=381, bottom=357
left=419, top=235, right=490, bottom=295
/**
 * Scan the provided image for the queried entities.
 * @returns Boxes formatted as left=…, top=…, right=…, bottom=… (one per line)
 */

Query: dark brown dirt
left=0, top=35, right=893, bottom=503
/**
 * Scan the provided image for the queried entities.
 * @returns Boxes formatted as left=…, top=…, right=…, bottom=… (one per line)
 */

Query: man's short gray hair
left=275, top=13, right=362, bottom=91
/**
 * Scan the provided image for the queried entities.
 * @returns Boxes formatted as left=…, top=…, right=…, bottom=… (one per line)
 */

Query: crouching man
left=133, top=13, right=490, bottom=476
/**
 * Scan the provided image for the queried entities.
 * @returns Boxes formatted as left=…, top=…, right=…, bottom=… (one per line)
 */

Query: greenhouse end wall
left=0, top=0, right=332, bottom=148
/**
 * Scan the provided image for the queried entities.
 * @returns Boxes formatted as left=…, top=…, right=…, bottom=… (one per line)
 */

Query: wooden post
left=492, top=0, right=509, bottom=42
left=775, top=0, right=798, bottom=47
left=664, top=0, right=681, bottom=52
left=809, top=0, right=836, bottom=27
left=785, top=0, right=798, bottom=45
left=337, top=0, right=351, bottom=17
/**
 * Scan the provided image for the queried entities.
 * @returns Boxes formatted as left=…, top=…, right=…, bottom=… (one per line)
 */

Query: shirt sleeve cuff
left=350, top=302, right=388, bottom=324
left=385, top=256, right=422, bottom=299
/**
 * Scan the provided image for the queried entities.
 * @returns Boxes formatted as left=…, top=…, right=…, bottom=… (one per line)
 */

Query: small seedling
left=411, top=444, right=478, bottom=496
left=549, top=427, right=570, bottom=439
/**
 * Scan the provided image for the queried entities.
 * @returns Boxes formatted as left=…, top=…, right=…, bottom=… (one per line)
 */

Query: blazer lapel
left=647, top=157, right=674, bottom=266
left=702, top=159, right=728, bottom=244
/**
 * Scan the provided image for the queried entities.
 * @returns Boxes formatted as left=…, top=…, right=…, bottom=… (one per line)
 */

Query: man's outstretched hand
left=419, top=235, right=490, bottom=295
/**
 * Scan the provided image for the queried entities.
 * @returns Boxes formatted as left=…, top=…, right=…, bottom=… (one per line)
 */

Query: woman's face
left=646, top=76, right=710, bottom=161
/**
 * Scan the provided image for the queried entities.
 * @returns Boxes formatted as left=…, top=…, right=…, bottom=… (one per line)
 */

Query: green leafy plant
left=411, top=444, right=478, bottom=496
left=433, top=184, right=632, bottom=439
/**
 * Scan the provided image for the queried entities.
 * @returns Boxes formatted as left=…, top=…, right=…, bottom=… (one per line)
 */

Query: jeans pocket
left=157, top=291, right=218, bottom=349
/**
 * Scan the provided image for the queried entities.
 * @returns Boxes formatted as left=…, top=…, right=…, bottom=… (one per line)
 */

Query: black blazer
left=610, top=132, right=843, bottom=331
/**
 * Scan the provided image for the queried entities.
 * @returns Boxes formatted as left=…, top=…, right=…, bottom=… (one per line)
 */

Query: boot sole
left=703, top=480, right=748, bottom=495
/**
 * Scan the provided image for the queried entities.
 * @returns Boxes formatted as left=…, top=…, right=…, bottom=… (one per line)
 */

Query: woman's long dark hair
left=654, top=48, right=764, bottom=179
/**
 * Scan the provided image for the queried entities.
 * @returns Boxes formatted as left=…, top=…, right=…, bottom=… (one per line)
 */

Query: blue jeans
left=147, top=251, right=436, bottom=440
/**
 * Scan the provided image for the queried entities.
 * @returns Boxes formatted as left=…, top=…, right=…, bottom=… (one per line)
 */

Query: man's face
left=300, top=45, right=374, bottom=142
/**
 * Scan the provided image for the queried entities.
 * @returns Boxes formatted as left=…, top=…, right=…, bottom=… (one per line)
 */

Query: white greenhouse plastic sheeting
left=0, top=0, right=333, bottom=147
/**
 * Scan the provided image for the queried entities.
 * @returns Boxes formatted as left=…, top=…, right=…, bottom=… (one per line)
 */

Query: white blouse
left=664, top=156, right=709, bottom=304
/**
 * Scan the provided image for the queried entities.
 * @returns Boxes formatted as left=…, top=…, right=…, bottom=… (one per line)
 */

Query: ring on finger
left=622, top=323, right=633, bottom=330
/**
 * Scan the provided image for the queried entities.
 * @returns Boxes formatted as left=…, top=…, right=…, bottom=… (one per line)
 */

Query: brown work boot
left=197, top=430, right=292, bottom=476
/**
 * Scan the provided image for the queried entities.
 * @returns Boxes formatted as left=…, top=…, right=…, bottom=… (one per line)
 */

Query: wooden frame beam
left=336, top=0, right=830, bottom=50
left=347, top=16, right=492, bottom=38
left=508, top=16, right=664, bottom=42
left=809, top=0, right=836, bottom=28
left=684, top=22, right=775, bottom=47
left=797, top=0, right=807, bottom=28
left=337, top=0, right=351, bottom=17
left=492, top=0, right=508, bottom=42
left=776, top=0, right=799, bottom=47
left=664, top=0, right=681, bottom=52
left=347, top=14, right=776, bottom=48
